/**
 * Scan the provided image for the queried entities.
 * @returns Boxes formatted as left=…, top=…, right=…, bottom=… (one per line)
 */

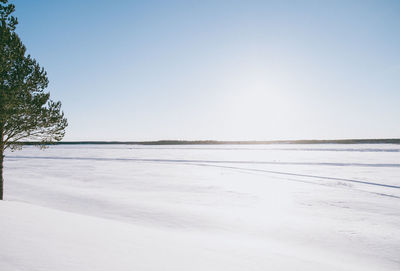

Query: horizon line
left=20, top=138, right=400, bottom=145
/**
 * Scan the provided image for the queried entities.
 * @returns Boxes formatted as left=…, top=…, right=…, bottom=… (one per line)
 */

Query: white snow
left=1, top=144, right=399, bottom=270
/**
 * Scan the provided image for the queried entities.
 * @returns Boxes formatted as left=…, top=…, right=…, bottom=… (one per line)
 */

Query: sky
left=12, top=0, right=400, bottom=141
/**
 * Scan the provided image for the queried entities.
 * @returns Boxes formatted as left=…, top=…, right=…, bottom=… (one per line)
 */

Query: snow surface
left=1, top=144, right=399, bottom=270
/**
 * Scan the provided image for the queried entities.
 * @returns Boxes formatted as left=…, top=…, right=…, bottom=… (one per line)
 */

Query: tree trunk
left=0, top=150, right=3, bottom=200
left=0, top=124, right=3, bottom=200
left=0, top=122, right=3, bottom=200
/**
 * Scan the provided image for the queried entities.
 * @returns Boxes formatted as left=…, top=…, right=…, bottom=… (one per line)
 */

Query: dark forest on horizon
left=20, top=139, right=400, bottom=146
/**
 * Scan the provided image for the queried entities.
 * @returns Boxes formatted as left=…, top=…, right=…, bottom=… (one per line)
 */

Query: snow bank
left=0, top=201, right=387, bottom=271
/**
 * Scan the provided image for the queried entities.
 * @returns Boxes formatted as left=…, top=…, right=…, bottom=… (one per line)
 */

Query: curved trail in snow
left=8, top=155, right=400, bottom=190
left=189, top=163, right=400, bottom=190
left=7, top=155, right=400, bottom=168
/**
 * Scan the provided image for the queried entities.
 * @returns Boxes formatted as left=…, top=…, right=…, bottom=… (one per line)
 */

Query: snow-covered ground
left=1, top=144, right=399, bottom=270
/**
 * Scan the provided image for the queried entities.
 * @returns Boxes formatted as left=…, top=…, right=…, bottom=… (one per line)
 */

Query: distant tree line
left=17, top=138, right=400, bottom=145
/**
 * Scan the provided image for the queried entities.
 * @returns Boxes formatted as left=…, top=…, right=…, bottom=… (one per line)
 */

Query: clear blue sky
left=13, top=0, right=400, bottom=141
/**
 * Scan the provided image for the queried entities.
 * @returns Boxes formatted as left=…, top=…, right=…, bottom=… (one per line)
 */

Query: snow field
left=1, top=144, right=399, bottom=270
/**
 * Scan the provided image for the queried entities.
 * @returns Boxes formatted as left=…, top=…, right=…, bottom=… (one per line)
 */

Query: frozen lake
left=1, top=144, right=400, bottom=270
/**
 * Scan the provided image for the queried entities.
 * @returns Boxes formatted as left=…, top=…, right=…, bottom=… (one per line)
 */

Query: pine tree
left=0, top=0, right=67, bottom=200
